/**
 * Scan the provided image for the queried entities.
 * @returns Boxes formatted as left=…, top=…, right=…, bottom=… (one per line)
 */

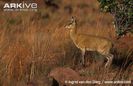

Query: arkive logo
left=3, top=1, right=38, bottom=11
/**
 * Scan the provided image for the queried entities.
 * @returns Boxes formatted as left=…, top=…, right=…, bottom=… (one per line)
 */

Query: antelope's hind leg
left=105, top=54, right=114, bottom=68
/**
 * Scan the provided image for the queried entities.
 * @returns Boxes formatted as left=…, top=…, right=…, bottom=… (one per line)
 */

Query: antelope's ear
left=71, top=16, right=74, bottom=19
left=71, top=16, right=76, bottom=22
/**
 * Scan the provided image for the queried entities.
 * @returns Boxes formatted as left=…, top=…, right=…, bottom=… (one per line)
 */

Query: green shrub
left=98, top=0, right=133, bottom=37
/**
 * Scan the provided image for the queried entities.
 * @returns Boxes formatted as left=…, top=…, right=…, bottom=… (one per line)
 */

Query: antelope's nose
left=64, top=25, right=68, bottom=28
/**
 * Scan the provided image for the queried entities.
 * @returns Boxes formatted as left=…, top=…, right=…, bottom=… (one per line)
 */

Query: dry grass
left=0, top=0, right=133, bottom=86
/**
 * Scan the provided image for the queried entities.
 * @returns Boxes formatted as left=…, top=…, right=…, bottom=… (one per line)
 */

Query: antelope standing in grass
left=65, top=17, right=114, bottom=68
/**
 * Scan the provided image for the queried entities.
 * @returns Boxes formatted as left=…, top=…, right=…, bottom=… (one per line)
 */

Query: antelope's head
left=65, top=16, right=77, bottom=29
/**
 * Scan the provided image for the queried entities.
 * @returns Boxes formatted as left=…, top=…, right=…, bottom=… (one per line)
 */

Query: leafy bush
left=98, top=0, right=133, bottom=37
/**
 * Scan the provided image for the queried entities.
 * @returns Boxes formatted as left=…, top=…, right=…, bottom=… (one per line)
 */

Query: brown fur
left=65, top=17, right=114, bottom=68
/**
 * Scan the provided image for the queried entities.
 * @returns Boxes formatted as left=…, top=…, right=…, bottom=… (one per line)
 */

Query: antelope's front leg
left=81, top=49, right=85, bottom=66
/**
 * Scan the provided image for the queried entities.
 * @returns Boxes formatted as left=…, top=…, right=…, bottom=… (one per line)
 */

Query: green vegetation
left=98, top=0, right=133, bottom=37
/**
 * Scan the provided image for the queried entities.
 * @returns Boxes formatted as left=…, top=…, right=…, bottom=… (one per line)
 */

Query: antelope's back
left=74, top=34, right=113, bottom=50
